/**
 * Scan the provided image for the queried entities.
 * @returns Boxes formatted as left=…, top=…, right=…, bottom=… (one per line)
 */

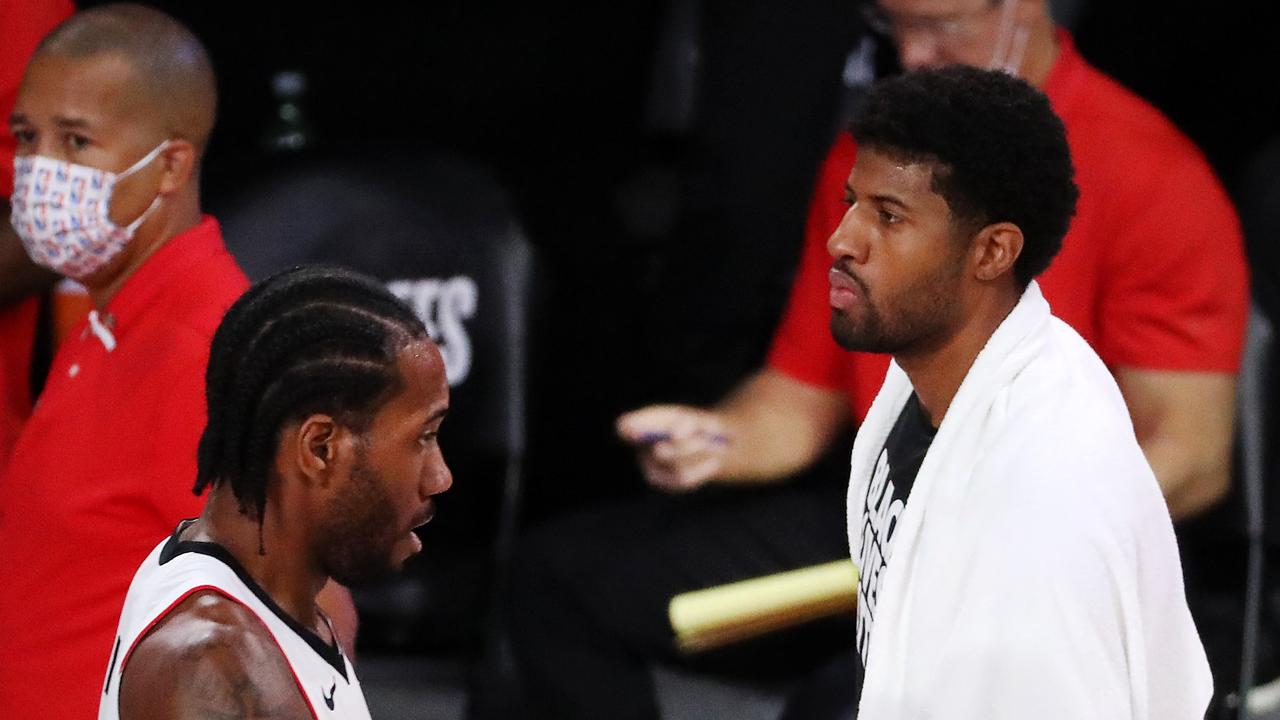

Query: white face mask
left=9, top=141, right=167, bottom=280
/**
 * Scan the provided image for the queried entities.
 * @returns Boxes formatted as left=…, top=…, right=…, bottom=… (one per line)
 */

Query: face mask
left=9, top=141, right=168, bottom=280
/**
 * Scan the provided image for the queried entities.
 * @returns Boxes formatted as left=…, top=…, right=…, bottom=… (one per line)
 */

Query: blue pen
left=639, top=431, right=730, bottom=445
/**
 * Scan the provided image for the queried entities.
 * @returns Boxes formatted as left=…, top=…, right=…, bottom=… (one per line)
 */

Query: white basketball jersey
left=100, top=522, right=372, bottom=719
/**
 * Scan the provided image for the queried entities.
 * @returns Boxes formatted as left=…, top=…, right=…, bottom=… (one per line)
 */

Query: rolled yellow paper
left=669, top=559, right=860, bottom=654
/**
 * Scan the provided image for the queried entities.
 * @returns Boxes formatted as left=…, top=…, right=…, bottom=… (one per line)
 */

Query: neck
left=83, top=195, right=204, bottom=309
left=894, top=284, right=1022, bottom=427
left=189, top=486, right=329, bottom=633
left=1020, top=20, right=1060, bottom=88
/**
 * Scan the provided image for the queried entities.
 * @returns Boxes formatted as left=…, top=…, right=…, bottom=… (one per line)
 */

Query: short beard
left=828, top=260, right=964, bottom=356
left=830, top=306, right=900, bottom=354
left=319, top=454, right=402, bottom=587
left=828, top=269, right=907, bottom=354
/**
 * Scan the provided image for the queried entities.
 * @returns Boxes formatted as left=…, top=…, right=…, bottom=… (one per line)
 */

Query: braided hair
left=194, top=265, right=428, bottom=520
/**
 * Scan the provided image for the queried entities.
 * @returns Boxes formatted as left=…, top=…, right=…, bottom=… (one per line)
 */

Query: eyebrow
left=52, top=114, right=93, bottom=129
left=844, top=183, right=911, bottom=211
left=8, top=111, right=93, bottom=129
left=870, top=193, right=910, bottom=211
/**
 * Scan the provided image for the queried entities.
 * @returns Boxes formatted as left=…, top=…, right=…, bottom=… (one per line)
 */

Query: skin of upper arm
left=119, top=592, right=313, bottom=720
left=1114, top=366, right=1237, bottom=519
left=715, top=368, right=850, bottom=481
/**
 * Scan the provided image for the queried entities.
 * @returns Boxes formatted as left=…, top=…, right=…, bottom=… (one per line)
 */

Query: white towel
left=848, top=282, right=1212, bottom=719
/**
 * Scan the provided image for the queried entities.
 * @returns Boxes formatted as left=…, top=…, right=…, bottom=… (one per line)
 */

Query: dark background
left=79, top=0, right=1280, bottom=526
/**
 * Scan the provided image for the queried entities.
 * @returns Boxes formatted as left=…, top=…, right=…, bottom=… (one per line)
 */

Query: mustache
left=411, top=502, right=436, bottom=529
left=830, top=260, right=870, bottom=296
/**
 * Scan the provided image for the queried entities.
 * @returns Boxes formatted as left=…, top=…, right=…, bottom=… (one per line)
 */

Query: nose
left=827, top=203, right=869, bottom=265
left=422, top=456, right=453, bottom=499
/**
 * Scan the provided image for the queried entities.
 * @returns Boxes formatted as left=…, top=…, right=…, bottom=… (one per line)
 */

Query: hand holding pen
left=616, top=405, right=734, bottom=493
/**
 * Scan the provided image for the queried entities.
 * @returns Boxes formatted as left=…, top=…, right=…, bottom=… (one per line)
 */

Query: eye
left=841, top=190, right=856, bottom=207
left=419, top=428, right=440, bottom=445
left=65, top=133, right=91, bottom=152
left=879, top=209, right=901, bottom=225
left=11, top=128, right=35, bottom=145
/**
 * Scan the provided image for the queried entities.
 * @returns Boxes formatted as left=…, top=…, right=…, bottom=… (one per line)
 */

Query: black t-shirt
left=851, top=392, right=936, bottom=708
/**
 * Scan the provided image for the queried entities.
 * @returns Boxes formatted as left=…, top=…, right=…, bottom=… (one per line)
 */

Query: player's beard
left=319, top=455, right=403, bottom=587
left=829, top=258, right=965, bottom=355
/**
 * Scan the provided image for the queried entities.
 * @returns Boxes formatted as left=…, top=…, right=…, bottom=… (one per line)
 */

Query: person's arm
left=1115, top=368, right=1237, bottom=520
left=616, top=368, right=849, bottom=492
left=119, top=592, right=313, bottom=720
left=1088, top=135, right=1249, bottom=521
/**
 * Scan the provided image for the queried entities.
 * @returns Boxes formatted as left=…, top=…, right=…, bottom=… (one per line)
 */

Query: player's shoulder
left=142, top=589, right=269, bottom=645
left=119, top=590, right=311, bottom=719
left=998, top=322, right=1161, bottom=500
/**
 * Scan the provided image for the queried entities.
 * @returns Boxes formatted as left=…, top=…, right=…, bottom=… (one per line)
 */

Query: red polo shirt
left=767, top=34, right=1249, bottom=422
left=0, top=216, right=248, bottom=719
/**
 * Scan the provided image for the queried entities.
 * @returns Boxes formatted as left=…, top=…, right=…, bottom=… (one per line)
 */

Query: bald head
left=36, top=3, right=216, bottom=156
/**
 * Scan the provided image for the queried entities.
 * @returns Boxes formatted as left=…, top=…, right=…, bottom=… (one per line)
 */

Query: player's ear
left=971, top=222, right=1023, bottom=282
left=294, top=414, right=340, bottom=484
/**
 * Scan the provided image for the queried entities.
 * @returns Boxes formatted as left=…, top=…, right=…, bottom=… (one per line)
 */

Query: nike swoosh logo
left=323, top=681, right=336, bottom=710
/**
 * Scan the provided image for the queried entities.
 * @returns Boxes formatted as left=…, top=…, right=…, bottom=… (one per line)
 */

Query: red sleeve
left=766, top=134, right=856, bottom=388
left=0, top=0, right=75, bottom=195
left=764, top=133, right=890, bottom=422
left=1096, top=150, right=1249, bottom=373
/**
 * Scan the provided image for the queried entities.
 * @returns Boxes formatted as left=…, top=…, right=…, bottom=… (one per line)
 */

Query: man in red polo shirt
left=503, top=0, right=1249, bottom=717
left=0, top=6, right=250, bottom=718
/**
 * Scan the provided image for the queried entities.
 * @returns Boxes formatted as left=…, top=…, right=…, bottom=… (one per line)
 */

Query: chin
left=831, top=319, right=874, bottom=352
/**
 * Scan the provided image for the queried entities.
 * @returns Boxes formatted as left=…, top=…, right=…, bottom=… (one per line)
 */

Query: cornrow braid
left=195, top=265, right=428, bottom=520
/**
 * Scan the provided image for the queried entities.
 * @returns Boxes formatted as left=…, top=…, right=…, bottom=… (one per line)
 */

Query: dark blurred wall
left=1074, top=0, right=1280, bottom=190
left=74, top=0, right=862, bottom=521
left=73, top=0, right=1278, bottom=526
